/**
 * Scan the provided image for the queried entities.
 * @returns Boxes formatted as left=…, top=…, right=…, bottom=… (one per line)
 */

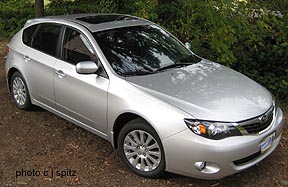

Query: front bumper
left=162, top=107, right=284, bottom=179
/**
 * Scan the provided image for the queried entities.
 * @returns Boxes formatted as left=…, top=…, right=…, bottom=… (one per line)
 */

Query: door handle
left=23, top=55, right=31, bottom=62
left=55, top=70, right=66, bottom=78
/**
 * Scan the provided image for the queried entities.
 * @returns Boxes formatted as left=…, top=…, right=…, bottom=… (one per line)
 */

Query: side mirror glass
left=185, top=42, right=191, bottom=50
left=76, top=61, right=98, bottom=74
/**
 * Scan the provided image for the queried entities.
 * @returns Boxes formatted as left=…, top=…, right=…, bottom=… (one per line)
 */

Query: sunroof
left=76, top=15, right=138, bottom=24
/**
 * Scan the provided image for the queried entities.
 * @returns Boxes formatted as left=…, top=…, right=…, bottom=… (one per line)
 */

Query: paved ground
left=0, top=38, right=287, bottom=187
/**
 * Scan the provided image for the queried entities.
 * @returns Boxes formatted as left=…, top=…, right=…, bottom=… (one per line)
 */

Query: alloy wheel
left=123, top=130, right=161, bottom=172
left=12, top=77, right=27, bottom=106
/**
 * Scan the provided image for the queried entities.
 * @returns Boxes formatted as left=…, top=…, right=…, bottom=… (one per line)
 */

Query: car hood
left=126, top=60, right=273, bottom=122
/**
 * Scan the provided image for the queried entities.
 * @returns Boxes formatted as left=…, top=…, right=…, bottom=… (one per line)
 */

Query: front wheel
left=117, top=118, right=166, bottom=178
left=10, top=72, right=32, bottom=110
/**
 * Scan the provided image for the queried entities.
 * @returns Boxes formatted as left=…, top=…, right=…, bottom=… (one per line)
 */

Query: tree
left=35, top=0, right=44, bottom=17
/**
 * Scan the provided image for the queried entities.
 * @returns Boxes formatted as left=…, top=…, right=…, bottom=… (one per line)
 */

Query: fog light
left=194, top=161, right=206, bottom=171
left=194, top=162, right=220, bottom=174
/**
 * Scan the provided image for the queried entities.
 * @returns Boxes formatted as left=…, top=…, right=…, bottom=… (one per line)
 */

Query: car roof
left=25, top=13, right=152, bottom=32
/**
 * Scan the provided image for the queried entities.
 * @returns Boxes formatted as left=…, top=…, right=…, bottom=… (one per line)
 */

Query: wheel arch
left=7, top=67, right=32, bottom=95
left=7, top=67, right=20, bottom=91
left=112, top=112, right=155, bottom=149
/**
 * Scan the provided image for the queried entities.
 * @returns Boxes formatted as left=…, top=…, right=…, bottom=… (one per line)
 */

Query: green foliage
left=232, top=5, right=288, bottom=100
left=116, top=0, right=158, bottom=22
left=0, top=0, right=34, bottom=37
left=0, top=0, right=118, bottom=37
left=46, top=0, right=117, bottom=15
left=0, top=0, right=287, bottom=100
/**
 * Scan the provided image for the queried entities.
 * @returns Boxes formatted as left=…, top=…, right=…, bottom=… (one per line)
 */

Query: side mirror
left=76, top=61, right=98, bottom=74
left=185, top=42, right=191, bottom=50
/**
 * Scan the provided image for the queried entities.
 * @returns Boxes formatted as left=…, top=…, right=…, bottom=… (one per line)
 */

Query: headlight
left=184, top=119, right=242, bottom=140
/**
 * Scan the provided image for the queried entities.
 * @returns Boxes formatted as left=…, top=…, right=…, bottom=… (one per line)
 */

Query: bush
left=232, top=6, right=288, bottom=100
left=46, top=0, right=117, bottom=15
left=0, top=0, right=118, bottom=37
left=0, top=0, right=34, bottom=37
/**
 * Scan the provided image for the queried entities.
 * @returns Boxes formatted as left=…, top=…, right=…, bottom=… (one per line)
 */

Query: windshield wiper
left=155, top=63, right=193, bottom=72
left=121, top=71, right=155, bottom=77
left=121, top=62, right=194, bottom=76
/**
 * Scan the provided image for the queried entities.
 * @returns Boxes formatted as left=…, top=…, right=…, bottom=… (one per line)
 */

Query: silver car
left=5, top=14, right=284, bottom=179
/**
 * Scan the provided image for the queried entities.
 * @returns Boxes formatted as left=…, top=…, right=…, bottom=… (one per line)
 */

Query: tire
left=117, top=118, right=166, bottom=178
left=10, top=72, right=32, bottom=110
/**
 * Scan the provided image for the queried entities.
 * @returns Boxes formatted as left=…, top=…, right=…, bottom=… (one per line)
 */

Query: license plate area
left=260, top=132, right=275, bottom=153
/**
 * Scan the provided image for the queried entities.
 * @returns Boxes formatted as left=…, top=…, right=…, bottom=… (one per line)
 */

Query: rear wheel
left=10, top=72, right=32, bottom=110
left=117, top=118, right=166, bottom=178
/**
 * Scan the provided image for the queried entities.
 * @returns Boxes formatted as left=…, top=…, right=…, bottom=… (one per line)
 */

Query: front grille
left=241, top=113, right=273, bottom=134
left=238, top=106, right=274, bottom=134
left=233, top=151, right=261, bottom=166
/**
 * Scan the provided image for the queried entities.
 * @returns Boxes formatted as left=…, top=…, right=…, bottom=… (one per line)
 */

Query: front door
left=54, top=27, right=109, bottom=133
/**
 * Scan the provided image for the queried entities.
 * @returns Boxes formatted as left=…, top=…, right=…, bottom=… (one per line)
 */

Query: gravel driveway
left=0, top=39, right=287, bottom=187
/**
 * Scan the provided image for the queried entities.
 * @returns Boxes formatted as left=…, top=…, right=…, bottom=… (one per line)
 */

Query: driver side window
left=62, top=27, right=97, bottom=65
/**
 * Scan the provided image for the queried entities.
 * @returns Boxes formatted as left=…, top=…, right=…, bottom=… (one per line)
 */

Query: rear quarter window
left=22, top=24, right=38, bottom=46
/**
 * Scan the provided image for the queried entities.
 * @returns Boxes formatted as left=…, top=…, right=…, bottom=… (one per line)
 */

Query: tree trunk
left=35, top=0, right=44, bottom=17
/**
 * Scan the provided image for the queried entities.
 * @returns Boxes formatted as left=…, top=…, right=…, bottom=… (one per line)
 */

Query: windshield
left=93, top=25, right=201, bottom=76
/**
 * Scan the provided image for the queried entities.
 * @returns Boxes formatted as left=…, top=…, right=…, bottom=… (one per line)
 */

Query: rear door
left=22, top=23, right=63, bottom=107
left=54, top=26, right=109, bottom=133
